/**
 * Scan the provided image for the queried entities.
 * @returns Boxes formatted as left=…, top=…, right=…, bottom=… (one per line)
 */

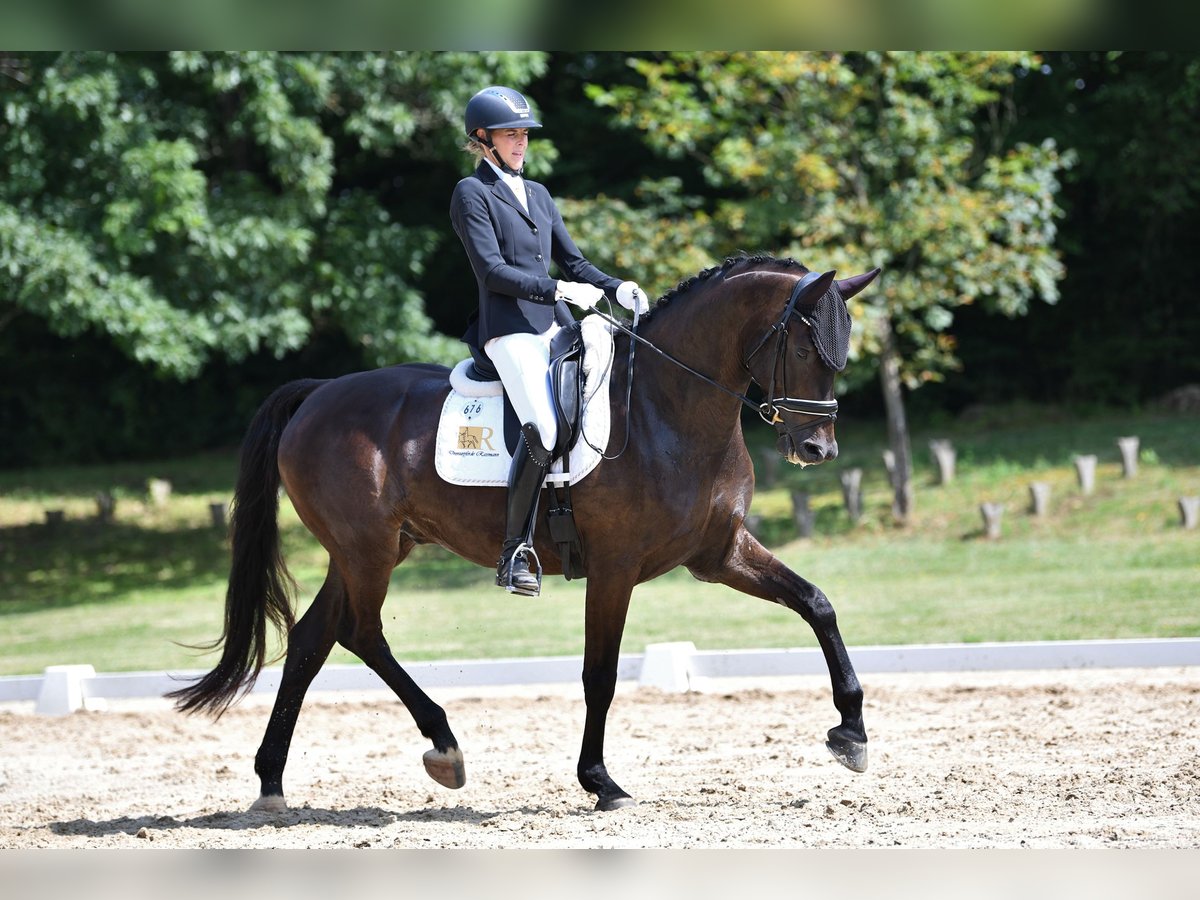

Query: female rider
left=450, top=85, right=647, bottom=596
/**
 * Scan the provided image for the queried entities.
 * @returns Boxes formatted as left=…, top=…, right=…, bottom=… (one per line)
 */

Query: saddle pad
left=435, top=315, right=615, bottom=487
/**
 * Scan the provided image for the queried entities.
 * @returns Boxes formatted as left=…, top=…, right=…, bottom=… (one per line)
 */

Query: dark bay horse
left=169, top=254, right=880, bottom=812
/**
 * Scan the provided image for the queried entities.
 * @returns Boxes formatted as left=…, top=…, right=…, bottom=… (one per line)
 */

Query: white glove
left=555, top=281, right=604, bottom=311
left=616, top=280, right=649, bottom=315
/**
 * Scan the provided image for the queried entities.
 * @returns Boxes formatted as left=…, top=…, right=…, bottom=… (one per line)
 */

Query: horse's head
left=743, top=266, right=880, bottom=467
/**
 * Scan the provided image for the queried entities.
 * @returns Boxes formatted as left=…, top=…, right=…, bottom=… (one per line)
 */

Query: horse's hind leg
left=335, top=548, right=465, bottom=791
left=251, top=567, right=344, bottom=812
left=692, top=528, right=868, bottom=773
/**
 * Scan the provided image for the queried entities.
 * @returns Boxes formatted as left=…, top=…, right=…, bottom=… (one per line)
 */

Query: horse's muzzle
left=780, top=433, right=838, bottom=466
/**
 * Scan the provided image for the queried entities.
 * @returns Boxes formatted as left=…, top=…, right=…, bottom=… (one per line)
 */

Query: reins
left=586, top=271, right=838, bottom=458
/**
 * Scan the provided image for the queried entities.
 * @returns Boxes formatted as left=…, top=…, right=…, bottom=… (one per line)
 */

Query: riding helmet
left=464, top=86, right=543, bottom=136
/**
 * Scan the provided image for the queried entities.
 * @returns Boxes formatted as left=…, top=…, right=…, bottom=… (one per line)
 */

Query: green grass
left=1, top=407, right=1197, bottom=676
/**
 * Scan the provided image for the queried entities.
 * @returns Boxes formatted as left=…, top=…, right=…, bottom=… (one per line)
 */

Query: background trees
left=1, top=51, right=1196, bottom=469
left=587, top=52, right=1072, bottom=521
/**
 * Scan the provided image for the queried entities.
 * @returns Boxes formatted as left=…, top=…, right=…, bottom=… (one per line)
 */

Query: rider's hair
left=462, top=133, right=488, bottom=159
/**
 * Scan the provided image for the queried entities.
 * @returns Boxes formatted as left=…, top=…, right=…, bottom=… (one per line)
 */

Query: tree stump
left=1180, top=497, right=1199, bottom=530
left=148, top=478, right=173, bottom=507
left=790, top=490, right=814, bottom=538
left=840, top=468, right=864, bottom=523
left=95, top=491, right=116, bottom=524
left=1073, top=455, right=1097, bottom=495
left=209, top=501, right=228, bottom=530
left=1029, top=482, right=1051, bottom=517
left=980, top=502, right=1005, bottom=539
left=758, top=448, right=779, bottom=489
left=1117, top=436, right=1139, bottom=478
left=929, top=439, right=956, bottom=485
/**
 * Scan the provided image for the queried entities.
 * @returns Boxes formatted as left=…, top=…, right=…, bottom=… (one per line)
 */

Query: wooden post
left=758, top=448, right=779, bottom=489
left=95, top=491, right=116, bottom=524
left=209, top=501, right=228, bottom=530
left=1073, top=455, right=1097, bottom=495
left=790, top=490, right=814, bottom=538
left=881, top=450, right=896, bottom=488
left=148, top=478, right=172, bottom=507
left=980, top=502, right=1005, bottom=539
left=929, top=439, right=956, bottom=485
left=44, top=509, right=65, bottom=528
left=1180, top=497, right=1199, bottom=530
left=840, top=468, right=864, bottom=523
left=1117, top=436, right=1139, bottom=478
left=1029, top=482, right=1051, bottom=517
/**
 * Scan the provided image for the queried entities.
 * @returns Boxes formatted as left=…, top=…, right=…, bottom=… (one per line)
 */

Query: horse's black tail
left=167, top=378, right=326, bottom=718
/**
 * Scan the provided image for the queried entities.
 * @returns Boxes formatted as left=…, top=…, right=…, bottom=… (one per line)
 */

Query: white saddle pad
left=435, top=315, right=615, bottom=487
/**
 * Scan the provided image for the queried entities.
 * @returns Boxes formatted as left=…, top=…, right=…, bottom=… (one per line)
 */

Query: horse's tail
left=167, top=378, right=326, bottom=717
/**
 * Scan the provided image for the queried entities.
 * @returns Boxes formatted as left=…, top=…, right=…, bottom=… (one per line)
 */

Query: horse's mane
left=650, top=253, right=809, bottom=315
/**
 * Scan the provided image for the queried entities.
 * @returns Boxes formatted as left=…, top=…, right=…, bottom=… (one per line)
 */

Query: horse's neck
left=632, top=283, right=759, bottom=443
left=644, top=283, right=758, bottom=387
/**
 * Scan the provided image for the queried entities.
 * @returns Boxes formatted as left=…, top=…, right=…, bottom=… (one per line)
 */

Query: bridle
left=590, top=270, right=838, bottom=457
left=741, top=270, right=839, bottom=431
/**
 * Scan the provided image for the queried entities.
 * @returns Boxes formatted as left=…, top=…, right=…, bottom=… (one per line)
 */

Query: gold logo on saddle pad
left=457, top=426, right=496, bottom=451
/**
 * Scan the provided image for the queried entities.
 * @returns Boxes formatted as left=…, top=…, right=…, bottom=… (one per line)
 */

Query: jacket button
left=535, top=254, right=543, bottom=261
left=532, top=226, right=539, bottom=234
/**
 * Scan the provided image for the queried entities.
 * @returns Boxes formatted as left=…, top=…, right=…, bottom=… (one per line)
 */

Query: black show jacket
left=451, top=161, right=621, bottom=352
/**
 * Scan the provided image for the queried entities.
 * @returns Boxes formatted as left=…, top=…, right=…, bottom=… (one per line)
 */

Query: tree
left=591, top=51, right=1072, bottom=522
left=0, top=51, right=548, bottom=379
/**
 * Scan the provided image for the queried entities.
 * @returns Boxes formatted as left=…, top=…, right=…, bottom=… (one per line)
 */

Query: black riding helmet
left=464, top=86, right=543, bottom=136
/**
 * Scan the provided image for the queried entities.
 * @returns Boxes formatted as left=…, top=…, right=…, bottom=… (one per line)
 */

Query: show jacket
left=451, top=161, right=621, bottom=352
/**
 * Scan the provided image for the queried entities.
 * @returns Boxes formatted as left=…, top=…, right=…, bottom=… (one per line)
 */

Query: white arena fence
left=3, top=638, right=1198, bottom=716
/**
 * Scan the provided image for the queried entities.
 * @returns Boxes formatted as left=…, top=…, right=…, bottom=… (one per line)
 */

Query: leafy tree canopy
left=588, top=51, right=1073, bottom=392
left=0, top=51, right=547, bottom=378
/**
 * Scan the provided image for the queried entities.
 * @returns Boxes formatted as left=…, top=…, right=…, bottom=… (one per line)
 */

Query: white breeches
left=484, top=326, right=561, bottom=451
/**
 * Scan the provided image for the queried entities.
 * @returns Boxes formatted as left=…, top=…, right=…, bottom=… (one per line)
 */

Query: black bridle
left=741, top=270, right=839, bottom=431
left=589, top=271, right=838, bottom=457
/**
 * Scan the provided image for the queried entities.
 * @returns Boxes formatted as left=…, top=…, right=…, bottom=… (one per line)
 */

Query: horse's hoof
left=595, top=794, right=637, bottom=812
left=249, top=794, right=287, bottom=813
left=825, top=730, right=868, bottom=773
left=423, top=747, right=466, bottom=789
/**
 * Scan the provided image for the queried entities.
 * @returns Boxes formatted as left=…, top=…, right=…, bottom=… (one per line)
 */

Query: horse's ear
left=835, top=268, right=881, bottom=300
left=797, top=269, right=837, bottom=304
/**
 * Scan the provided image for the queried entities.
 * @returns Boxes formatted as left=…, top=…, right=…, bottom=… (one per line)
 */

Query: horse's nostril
left=800, top=440, right=838, bottom=462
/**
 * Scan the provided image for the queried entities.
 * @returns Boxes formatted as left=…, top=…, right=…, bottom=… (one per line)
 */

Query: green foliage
left=0, top=51, right=548, bottom=377
left=589, top=52, right=1073, bottom=392
left=557, top=178, right=719, bottom=300
left=1, top=51, right=1197, bottom=469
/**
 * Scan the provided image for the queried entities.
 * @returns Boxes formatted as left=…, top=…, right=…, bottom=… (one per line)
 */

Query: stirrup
left=496, top=543, right=542, bottom=597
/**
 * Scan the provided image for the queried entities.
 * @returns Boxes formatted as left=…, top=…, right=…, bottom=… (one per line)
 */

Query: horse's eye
left=795, top=347, right=810, bottom=360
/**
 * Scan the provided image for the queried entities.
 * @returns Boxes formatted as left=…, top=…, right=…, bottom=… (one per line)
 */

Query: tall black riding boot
left=496, top=423, right=552, bottom=596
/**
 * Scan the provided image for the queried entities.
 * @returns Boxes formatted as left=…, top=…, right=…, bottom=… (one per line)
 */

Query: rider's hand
left=616, top=281, right=649, bottom=315
left=556, top=281, right=604, bottom=311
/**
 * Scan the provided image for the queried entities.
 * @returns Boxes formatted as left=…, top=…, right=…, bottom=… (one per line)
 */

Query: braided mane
left=651, top=253, right=809, bottom=314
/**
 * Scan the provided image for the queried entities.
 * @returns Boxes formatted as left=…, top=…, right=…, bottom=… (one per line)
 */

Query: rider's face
left=484, top=128, right=529, bottom=170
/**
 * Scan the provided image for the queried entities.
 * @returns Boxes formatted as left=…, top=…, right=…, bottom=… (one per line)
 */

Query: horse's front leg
left=691, top=527, right=868, bottom=772
left=577, top=574, right=638, bottom=811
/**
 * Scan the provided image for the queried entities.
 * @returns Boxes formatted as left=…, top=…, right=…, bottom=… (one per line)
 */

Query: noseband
left=742, top=271, right=839, bottom=432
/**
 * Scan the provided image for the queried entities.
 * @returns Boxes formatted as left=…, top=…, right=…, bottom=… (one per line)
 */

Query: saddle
left=464, top=320, right=587, bottom=460
left=462, top=320, right=589, bottom=580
